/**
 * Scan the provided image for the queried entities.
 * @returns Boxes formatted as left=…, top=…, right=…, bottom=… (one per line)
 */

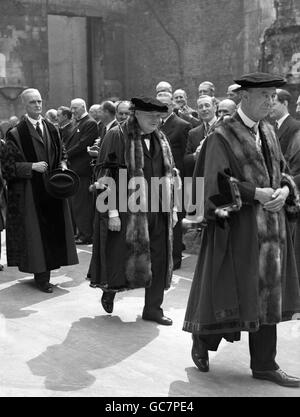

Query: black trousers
left=71, top=176, right=94, bottom=241
left=143, top=212, right=167, bottom=316
left=34, top=271, right=51, bottom=284
left=195, top=325, right=278, bottom=372
left=173, top=216, right=184, bottom=267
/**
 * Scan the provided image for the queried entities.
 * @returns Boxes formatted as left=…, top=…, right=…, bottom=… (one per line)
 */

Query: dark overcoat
left=1, top=118, right=78, bottom=273
left=89, top=117, right=178, bottom=292
left=277, top=115, right=300, bottom=292
left=183, top=115, right=300, bottom=336
left=161, top=112, right=191, bottom=178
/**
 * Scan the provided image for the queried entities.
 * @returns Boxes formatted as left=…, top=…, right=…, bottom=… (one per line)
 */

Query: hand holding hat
left=45, top=168, right=80, bottom=199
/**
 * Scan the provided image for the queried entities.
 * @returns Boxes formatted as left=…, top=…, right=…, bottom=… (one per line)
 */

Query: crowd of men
left=0, top=72, right=299, bottom=389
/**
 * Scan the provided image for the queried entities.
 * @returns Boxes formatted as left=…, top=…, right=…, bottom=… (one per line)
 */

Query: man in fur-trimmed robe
left=183, top=73, right=300, bottom=387
left=1, top=88, right=78, bottom=293
left=88, top=97, right=179, bottom=326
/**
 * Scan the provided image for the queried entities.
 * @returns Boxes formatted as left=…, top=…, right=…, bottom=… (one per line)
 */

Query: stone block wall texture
left=0, top=0, right=125, bottom=120
left=0, top=0, right=290, bottom=120
left=123, top=0, right=275, bottom=107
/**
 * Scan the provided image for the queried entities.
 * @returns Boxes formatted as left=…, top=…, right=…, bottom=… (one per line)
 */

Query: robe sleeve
left=1, top=134, right=33, bottom=181
left=94, top=128, right=125, bottom=215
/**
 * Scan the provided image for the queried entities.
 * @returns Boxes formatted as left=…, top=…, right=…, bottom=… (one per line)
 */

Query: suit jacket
left=99, top=119, right=119, bottom=141
left=160, top=113, right=191, bottom=177
left=184, top=123, right=207, bottom=177
left=65, top=114, right=98, bottom=177
left=277, top=115, right=300, bottom=176
left=59, top=121, right=75, bottom=145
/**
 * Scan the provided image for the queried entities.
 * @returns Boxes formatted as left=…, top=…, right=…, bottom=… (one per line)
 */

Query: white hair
left=20, top=88, right=41, bottom=103
left=71, top=98, right=87, bottom=110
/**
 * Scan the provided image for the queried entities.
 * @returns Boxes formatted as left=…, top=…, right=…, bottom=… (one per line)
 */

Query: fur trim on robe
left=217, top=118, right=300, bottom=324
left=90, top=116, right=178, bottom=291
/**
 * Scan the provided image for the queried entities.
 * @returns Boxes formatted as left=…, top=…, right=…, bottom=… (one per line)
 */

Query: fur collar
left=119, top=117, right=176, bottom=288
left=214, top=116, right=299, bottom=323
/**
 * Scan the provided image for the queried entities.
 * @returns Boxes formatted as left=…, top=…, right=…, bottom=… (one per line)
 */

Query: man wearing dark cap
left=88, top=96, right=179, bottom=325
left=183, top=73, right=300, bottom=387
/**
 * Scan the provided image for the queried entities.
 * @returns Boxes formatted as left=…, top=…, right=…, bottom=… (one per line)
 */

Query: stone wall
left=0, top=0, right=290, bottom=121
left=124, top=0, right=276, bottom=106
left=0, top=0, right=126, bottom=120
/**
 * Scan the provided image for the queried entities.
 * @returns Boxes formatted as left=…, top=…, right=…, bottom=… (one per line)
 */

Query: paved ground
left=0, top=238, right=299, bottom=397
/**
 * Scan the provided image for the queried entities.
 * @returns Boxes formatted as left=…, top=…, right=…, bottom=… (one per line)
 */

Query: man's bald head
left=156, top=81, right=172, bottom=94
left=217, top=99, right=237, bottom=118
left=156, top=92, right=174, bottom=118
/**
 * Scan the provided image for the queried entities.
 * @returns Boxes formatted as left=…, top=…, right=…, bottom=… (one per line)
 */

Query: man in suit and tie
left=98, top=101, right=118, bottom=140
left=88, top=104, right=103, bottom=138
left=184, top=95, right=217, bottom=217
left=270, top=89, right=300, bottom=281
left=184, top=95, right=217, bottom=179
left=67, top=98, right=98, bottom=244
left=57, top=106, right=74, bottom=144
left=157, top=92, right=191, bottom=269
left=270, top=89, right=300, bottom=176
left=2, top=88, right=78, bottom=293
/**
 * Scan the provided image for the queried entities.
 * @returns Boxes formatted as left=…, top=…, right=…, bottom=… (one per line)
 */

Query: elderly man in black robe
left=183, top=73, right=300, bottom=387
left=1, top=88, right=78, bottom=293
left=88, top=97, right=179, bottom=325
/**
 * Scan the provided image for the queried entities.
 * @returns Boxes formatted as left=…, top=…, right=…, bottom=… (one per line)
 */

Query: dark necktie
left=204, top=123, right=209, bottom=136
left=36, top=121, right=43, bottom=139
left=275, top=121, right=279, bottom=136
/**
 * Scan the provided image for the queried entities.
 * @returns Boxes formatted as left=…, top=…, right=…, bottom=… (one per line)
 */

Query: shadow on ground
left=0, top=279, right=69, bottom=319
left=27, top=315, right=159, bottom=392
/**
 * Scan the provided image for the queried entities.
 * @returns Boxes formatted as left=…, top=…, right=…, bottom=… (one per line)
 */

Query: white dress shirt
left=237, top=107, right=261, bottom=149
left=276, top=113, right=289, bottom=129
left=27, top=115, right=44, bottom=135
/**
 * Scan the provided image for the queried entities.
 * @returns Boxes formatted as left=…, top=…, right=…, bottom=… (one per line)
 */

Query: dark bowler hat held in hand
left=45, top=168, right=80, bottom=199
left=131, top=96, right=169, bottom=113
left=234, top=72, right=286, bottom=90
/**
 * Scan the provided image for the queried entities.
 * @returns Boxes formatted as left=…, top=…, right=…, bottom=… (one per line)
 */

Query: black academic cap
left=131, top=96, right=168, bottom=113
left=234, top=72, right=286, bottom=89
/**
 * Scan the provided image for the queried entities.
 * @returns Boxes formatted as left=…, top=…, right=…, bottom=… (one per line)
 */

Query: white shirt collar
left=106, top=119, right=117, bottom=131
left=208, top=115, right=217, bottom=126
left=162, top=112, right=174, bottom=124
left=276, top=113, right=289, bottom=129
left=79, top=112, right=88, bottom=120
left=237, top=107, right=259, bottom=130
left=26, top=114, right=43, bottom=126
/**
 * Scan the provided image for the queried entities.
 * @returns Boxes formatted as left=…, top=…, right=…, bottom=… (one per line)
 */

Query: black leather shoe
left=142, top=314, right=173, bottom=326
left=252, top=369, right=300, bottom=387
left=191, top=336, right=209, bottom=372
left=101, top=292, right=116, bottom=314
left=0, top=264, right=4, bottom=271
left=36, top=282, right=53, bottom=293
